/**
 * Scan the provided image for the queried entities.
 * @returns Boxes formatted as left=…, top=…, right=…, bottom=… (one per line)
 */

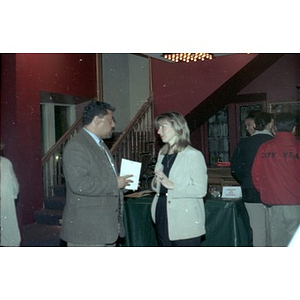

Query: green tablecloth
left=202, top=198, right=252, bottom=247
left=121, top=197, right=158, bottom=247
left=121, top=196, right=252, bottom=247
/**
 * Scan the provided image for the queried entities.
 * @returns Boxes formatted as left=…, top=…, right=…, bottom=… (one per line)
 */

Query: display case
left=207, top=107, right=229, bottom=165
left=207, top=102, right=264, bottom=166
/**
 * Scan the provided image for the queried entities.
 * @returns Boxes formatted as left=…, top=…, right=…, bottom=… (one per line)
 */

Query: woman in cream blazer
left=151, top=112, right=207, bottom=246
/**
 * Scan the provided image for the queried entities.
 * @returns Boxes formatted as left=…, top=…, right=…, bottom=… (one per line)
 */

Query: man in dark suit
left=60, top=100, right=133, bottom=246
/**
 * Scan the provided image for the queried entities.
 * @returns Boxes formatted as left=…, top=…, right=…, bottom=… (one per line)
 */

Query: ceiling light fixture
left=162, top=53, right=213, bottom=63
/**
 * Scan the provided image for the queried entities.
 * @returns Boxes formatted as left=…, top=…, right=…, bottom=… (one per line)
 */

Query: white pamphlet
left=120, top=158, right=142, bottom=190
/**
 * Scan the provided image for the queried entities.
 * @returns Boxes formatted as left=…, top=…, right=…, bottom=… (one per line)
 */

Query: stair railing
left=110, top=96, right=155, bottom=172
left=42, top=118, right=82, bottom=198
left=42, top=96, right=155, bottom=197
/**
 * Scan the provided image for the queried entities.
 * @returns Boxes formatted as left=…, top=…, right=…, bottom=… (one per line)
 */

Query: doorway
left=40, top=99, right=76, bottom=156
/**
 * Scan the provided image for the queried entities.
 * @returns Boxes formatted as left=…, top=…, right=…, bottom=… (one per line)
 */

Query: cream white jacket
left=1, top=156, right=21, bottom=246
left=151, top=146, right=207, bottom=241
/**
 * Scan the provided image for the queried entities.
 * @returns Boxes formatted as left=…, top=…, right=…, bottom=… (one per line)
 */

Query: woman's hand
left=155, top=170, right=174, bottom=190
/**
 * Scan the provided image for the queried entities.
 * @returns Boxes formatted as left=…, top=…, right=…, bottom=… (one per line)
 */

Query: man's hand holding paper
left=117, top=174, right=134, bottom=189
left=120, top=158, right=142, bottom=190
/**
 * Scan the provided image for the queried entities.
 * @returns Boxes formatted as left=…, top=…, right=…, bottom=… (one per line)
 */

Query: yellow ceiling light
left=162, top=53, right=213, bottom=63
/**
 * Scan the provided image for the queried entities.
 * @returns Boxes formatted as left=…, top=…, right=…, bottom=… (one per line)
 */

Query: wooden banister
left=42, top=117, right=82, bottom=163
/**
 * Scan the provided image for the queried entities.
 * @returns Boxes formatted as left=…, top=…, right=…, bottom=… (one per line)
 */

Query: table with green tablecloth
left=121, top=196, right=252, bottom=247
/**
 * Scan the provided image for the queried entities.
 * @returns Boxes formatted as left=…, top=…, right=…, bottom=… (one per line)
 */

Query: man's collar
left=83, top=127, right=100, bottom=144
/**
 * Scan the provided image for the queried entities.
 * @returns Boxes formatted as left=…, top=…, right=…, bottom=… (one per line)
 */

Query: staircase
left=21, top=96, right=155, bottom=246
left=21, top=185, right=66, bottom=246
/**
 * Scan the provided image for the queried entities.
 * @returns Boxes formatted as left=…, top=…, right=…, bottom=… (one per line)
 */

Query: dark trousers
left=155, top=195, right=201, bottom=247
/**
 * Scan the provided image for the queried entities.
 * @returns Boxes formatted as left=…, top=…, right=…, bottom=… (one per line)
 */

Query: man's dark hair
left=254, top=112, right=273, bottom=131
left=245, top=110, right=261, bottom=121
left=82, top=100, right=115, bottom=126
left=275, top=112, right=296, bottom=132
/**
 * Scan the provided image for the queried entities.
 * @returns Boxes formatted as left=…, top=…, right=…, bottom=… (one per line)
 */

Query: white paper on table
left=120, top=158, right=142, bottom=190
left=221, top=186, right=242, bottom=199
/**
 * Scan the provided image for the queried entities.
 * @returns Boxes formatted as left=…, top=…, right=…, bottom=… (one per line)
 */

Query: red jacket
left=252, top=132, right=300, bottom=205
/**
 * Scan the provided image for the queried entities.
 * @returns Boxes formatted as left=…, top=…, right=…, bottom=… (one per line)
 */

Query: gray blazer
left=60, top=129, right=125, bottom=245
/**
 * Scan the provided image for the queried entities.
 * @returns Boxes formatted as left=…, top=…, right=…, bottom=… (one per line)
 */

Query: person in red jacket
left=252, top=112, right=300, bottom=246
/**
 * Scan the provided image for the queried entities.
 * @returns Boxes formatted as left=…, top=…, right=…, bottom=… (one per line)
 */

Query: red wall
left=1, top=53, right=97, bottom=227
left=239, top=54, right=300, bottom=101
left=151, top=53, right=258, bottom=116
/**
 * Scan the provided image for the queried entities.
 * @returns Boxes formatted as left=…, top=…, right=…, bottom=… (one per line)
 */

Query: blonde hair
left=155, top=112, right=190, bottom=154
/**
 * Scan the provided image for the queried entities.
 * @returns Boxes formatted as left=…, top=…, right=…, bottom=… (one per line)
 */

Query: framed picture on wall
left=269, top=100, right=300, bottom=138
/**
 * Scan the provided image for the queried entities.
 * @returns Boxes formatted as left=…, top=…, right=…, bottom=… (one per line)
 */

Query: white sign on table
left=222, top=186, right=242, bottom=199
